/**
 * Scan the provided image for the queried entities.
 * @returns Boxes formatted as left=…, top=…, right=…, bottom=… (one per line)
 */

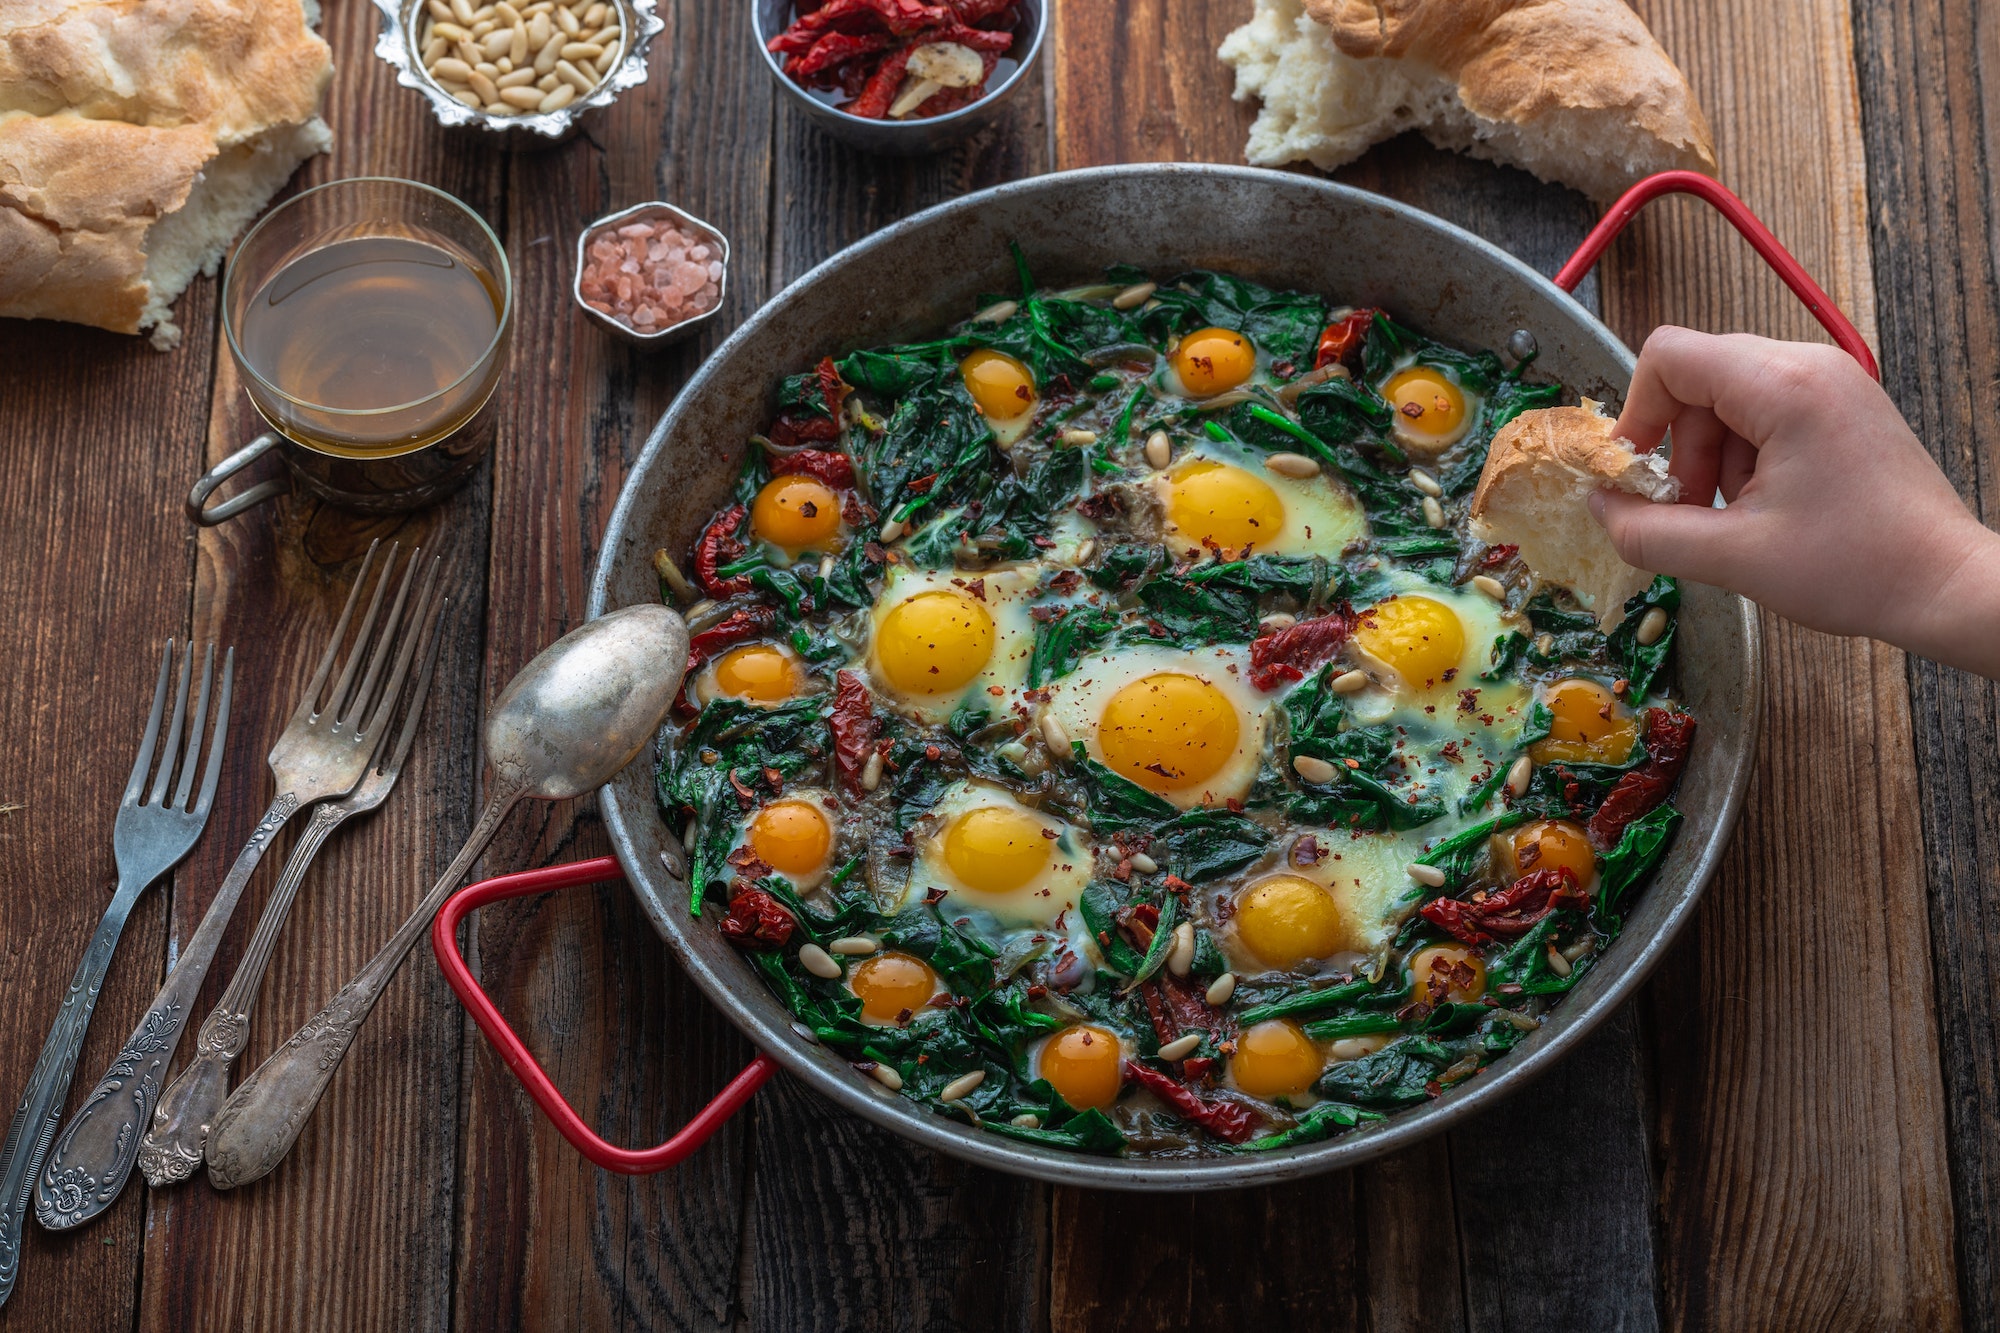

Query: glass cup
left=186, top=177, right=513, bottom=524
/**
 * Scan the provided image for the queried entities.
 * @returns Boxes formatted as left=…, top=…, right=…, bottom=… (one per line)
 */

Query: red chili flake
left=1477, top=544, right=1519, bottom=569
left=1419, top=867, right=1589, bottom=947
left=1075, top=490, right=1126, bottom=524
left=1122, top=1060, right=1259, bottom=1143
left=687, top=606, right=776, bottom=671
left=692, top=504, right=752, bottom=597
left=1161, top=875, right=1193, bottom=895
left=1248, top=607, right=1355, bottom=691
left=1457, top=688, right=1480, bottom=714
left=726, top=846, right=773, bottom=877
left=831, top=669, right=879, bottom=796
left=720, top=888, right=795, bottom=949
left=1588, top=709, right=1697, bottom=848
left=1313, top=310, right=1377, bottom=369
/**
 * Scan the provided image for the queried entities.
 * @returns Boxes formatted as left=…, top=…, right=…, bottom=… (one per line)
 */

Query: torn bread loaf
left=1218, top=0, right=1717, bottom=202
left=1469, top=402, right=1679, bottom=629
left=0, top=0, right=333, bottom=348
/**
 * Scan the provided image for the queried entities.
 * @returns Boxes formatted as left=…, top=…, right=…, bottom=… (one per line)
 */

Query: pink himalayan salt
left=578, top=215, right=723, bottom=333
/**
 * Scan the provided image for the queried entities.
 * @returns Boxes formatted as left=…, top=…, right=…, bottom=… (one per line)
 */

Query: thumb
left=1588, top=489, right=1738, bottom=586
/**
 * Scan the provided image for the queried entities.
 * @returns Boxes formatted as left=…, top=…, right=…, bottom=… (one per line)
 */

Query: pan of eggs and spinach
left=654, top=259, right=1694, bottom=1157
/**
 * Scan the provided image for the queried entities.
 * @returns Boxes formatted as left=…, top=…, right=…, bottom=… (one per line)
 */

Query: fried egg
left=740, top=789, right=838, bottom=889
left=865, top=563, right=1040, bottom=723
left=1380, top=363, right=1478, bottom=457
left=750, top=473, right=845, bottom=557
left=960, top=349, right=1040, bottom=449
left=699, top=640, right=810, bottom=707
left=1140, top=443, right=1365, bottom=559
left=904, top=781, right=1093, bottom=929
left=1045, top=642, right=1267, bottom=809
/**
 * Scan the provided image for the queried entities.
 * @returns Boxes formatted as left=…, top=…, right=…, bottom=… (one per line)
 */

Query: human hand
left=1590, top=326, right=2000, bottom=677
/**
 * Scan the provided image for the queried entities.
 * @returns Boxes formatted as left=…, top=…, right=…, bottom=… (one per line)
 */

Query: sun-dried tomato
left=948, top=0, right=1014, bottom=20
left=720, top=888, right=795, bottom=950
left=693, top=503, right=752, bottom=597
left=1420, top=867, right=1589, bottom=947
left=1122, top=1060, right=1259, bottom=1143
left=814, top=355, right=851, bottom=419
left=1248, top=607, right=1354, bottom=691
left=831, top=669, right=879, bottom=795
left=1588, top=709, right=1697, bottom=848
left=787, top=27, right=897, bottom=78
left=1477, top=543, right=1519, bottom=569
left=775, top=448, right=855, bottom=490
left=845, top=42, right=914, bottom=117
left=767, top=411, right=842, bottom=448
left=686, top=606, right=775, bottom=674
left=1314, top=310, right=1377, bottom=370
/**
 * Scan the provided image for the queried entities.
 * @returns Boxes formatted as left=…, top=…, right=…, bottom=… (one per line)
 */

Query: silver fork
left=35, top=541, right=441, bottom=1232
left=0, top=641, right=232, bottom=1310
left=136, top=595, right=449, bottom=1186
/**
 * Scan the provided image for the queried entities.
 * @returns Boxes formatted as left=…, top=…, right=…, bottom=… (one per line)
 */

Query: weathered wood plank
left=1610, top=2, right=1961, bottom=1327
left=737, top=65, right=1053, bottom=1333
left=1851, top=2, right=2000, bottom=1329
left=447, top=1, right=775, bottom=1329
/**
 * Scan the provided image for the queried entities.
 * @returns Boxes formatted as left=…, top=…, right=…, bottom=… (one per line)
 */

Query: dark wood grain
left=1851, top=2, right=2000, bottom=1329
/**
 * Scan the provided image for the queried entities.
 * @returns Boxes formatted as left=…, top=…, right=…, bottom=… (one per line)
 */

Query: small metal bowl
left=751, top=0, right=1047, bottom=156
left=573, top=202, right=731, bottom=347
left=374, top=0, right=665, bottom=144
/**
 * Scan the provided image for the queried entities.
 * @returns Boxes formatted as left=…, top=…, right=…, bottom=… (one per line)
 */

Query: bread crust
left=1470, top=404, right=1678, bottom=521
left=1300, top=0, right=1717, bottom=191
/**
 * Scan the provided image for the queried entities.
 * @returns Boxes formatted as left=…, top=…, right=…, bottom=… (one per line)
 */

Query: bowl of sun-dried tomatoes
left=754, top=0, right=1046, bottom=154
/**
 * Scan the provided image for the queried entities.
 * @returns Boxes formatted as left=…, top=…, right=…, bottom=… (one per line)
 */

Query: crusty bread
left=1469, top=403, right=1679, bottom=629
left=0, top=0, right=333, bottom=348
left=1218, top=0, right=1717, bottom=202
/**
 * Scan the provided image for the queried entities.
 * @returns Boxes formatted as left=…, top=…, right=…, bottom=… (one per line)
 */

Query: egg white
left=732, top=787, right=839, bottom=891
left=1140, top=442, right=1366, bottom=560
left=904, top=781, right=1095, bottom=932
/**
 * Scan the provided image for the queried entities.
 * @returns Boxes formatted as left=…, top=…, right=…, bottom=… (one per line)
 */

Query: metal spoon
left=202, top=604, right=689, bottom=1189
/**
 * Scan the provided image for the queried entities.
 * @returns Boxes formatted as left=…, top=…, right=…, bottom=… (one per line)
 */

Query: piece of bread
left=1469, top=402, right=1680, bottom=629
left=0, top=0, right=333, bottom=348
left=1218, top=0, right=1717, bottom=202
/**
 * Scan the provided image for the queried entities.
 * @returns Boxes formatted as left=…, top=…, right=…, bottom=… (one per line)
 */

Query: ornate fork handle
left=35, top=794, right=298, bottom=1229
left=0, top=878, right=144, bottom=1295
left=206, top=777, right=527, bottom=1189
left=137, top=801, right=348, bottom=1186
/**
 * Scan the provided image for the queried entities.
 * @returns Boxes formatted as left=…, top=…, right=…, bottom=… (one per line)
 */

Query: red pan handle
left=1552, top=169, right=1878, bottom=380
left=432, top=854, right=779, bottom=1174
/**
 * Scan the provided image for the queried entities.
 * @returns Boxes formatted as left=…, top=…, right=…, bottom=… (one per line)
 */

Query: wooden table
left=0, top=0, right=1989, bottom=1327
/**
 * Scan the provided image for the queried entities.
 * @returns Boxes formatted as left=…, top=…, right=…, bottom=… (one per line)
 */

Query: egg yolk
left=1097, top=672, right=1241, bottom=793
left=1409, top=943, right=1487, bottom=1004
left=874, top=590, right=996, bottom=694
left=1497, top=818, right=1598, bottom=889
left=1235, top=874, right=1350, bottom=969
left=1383, top=366, right=1470, bottom=453
left=1230, top=1019, right=1324, bottom=1098
left=1171, top=327, right=1256, bottom=397
left=1164, top=458, right=1286, bottom=556
left=711, top=643, right=803, bottom=703
left=960, top=349, right=1037, bottom=420
left=850, top=952, right=938, bottom=1024
left=942, top=804, right=1054, bottom=895
left=1038, top=1024, right=1124, bottom=1111
left=1352, top=595, right=1467, bottom=689
left=1528, top=677, right=1639, bottom=765
left=751, top=474, right=843, bottom=550
left=747, top=800, right=832, bottom=877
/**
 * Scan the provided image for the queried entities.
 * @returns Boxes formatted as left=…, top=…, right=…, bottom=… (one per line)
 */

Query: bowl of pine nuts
left=374, top=0, right=663, bottom=140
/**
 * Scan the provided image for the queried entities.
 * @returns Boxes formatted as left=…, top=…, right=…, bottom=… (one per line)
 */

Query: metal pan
left=435, top=164, right=1871, bottom=1189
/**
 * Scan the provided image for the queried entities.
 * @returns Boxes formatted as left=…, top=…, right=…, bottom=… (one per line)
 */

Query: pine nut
left=456, top=37, right=481, bottom=65
left=471, top=18, right=498, bottom=40
left=584, top=2, right=607, bottom=23
left=861, top=750, right=883, bottom=792
left=1076, top=538, right=1097, bottom=563
left=496, top=0, right=522, bottom=20
left=1545, top=944, right=1572, bottom=978
left=1128, top=852, right=1157, bottom=874
left=1144, top=430, right=1171, bottom=468
left=533, top=30, right=564, bottom=73
left=509, top=23, right=528, bottom=62
left=1010, top=1112, right=1042, bottom=1128
left=1504, top=1010, right=1540, bottom=1031
left=1408, top=467, right=1442, bottom=497
left=818, top=555, right=835, bottom=580
left=1205, top=973, right=1236, bottom=1006
left=433, top=20, right=471, bottom=41
left=940, top=1070, right=986, bottom=1102
left=1562, top=938, right=1595, bottom=962
left=879, top=517, right=905, bottom=542
left=1331, top=669, right=1368, bottom=693
left=1637, top=606, right=1669, bottom=646
left=1259, top=613, right=1297, bottom=634
left=1293, top=755, right=1337, bottom=784
left=1060, top=428, right=1099, bottom=446
left=499, top=84, right=546, bottom=107
left=868, top=1062, right=903, bottom=1091
left=555, top=58, right=593, bottom=92
left=1506, top=754, right=1532, bottom=797
left=467, top=69, right=499, bottom=102
left=790, top=1020, right=819, bottom=1044
left=1329, top=1037, right=1379, bottom=1061
left=450, top=0, right=476, bottom=22
left=1166, top=922, right=1196, bottom=977
left=973, top=299, right=1016, bottom=323
left=1040, top=712, right=1070, bottom=754
left=482, top=27, right=513, bottom=56
left=1406, top=862, right=1447, bottom=887
left=563, top=40, right=604, bottom=59
left=428, top=0, right=453, bottom=18
left=527, top=11, right=551, bottom=45
left=1534, top=632, right=1554, bottom=657
left=1263, top=452, right=1321, bottom=479
left=433, top=55, right=475, bottom=80
left=556, top=3, right=580, bottom=32
left=798, top=942, right=841, bottom=979
left=475, top=59, right=499, bottom=77
left=1157, top=1033, right=1201, bottom=1061
left=830, top=935, right=881, bottom=956
left=1113, top=281, right=1157, bottom=310
left=451, top=89, right=485, bottom=108
left=1422, top=496, right=1446, bottom=529
left=1470, top=574, right=1506, bottom=602
left=536, top=71, right=560, bottom=91
left=496, top=65, right=537, bottom=85
left=422, top=35, right=448, bottom=63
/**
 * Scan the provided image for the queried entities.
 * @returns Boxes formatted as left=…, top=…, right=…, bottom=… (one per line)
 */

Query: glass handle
left=185, top=432, right=291, bottom=526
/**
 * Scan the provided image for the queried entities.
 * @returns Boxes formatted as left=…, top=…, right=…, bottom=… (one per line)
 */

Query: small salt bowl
left=573, top=202, right=731, bottom=347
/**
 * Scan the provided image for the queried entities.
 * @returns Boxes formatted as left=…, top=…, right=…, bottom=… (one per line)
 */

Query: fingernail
left=1587, top=490, right=1608, bottom=522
